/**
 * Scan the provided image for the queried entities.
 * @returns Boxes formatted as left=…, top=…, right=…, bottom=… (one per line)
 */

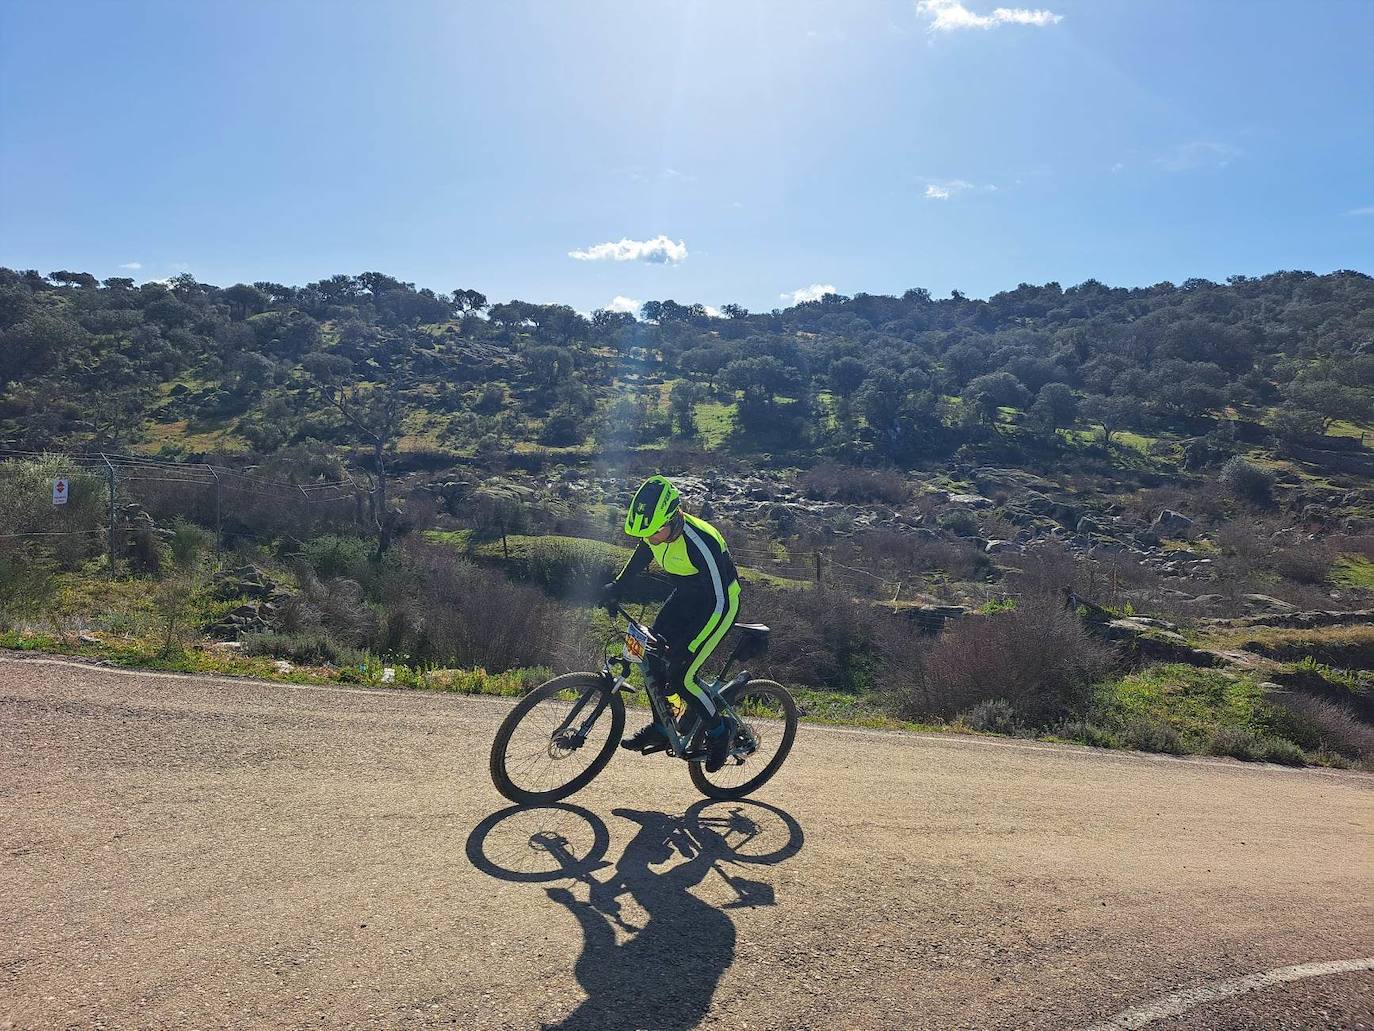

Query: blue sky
left=2, top=0, right=1371, bottom=314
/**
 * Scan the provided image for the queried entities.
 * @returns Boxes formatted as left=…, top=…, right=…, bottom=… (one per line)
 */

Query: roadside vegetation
left=2, top=266, right=1372, bottom=770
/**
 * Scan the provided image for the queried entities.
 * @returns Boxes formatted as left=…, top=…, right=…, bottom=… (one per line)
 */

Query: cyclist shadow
left=466, top=799, right=804, bottom=1031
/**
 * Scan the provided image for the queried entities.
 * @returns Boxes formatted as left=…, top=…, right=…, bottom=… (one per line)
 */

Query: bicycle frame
left=600, top=604, right=756, bottom=762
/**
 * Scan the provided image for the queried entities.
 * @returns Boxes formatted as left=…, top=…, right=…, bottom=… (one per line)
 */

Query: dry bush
left=743, top=585, right=890, bottom=694
left=891, top=604, right=1115, bottom=725
left=1121, top=717, right=1186, bottom=755
left=1123, top=484, right=1226, bottom=530
left=1271, top=692, right=1374, bottom=760
left=283, top=570, right=379, bottom=646
left=397, top=546, right=564, bottom=671
left=801, top=461, right=908, bottom=506
left=1002, top=541, right=1083, bottom=602
left=1217, top=456, right=1275, bottom=505
left=839, top=529, right=990, bottom=584
left=1268, top=538, right=1337, bottom=586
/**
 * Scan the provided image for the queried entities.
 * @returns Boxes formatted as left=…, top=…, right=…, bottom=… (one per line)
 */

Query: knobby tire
left=689, top=679, right=798, bottom=801
left=489, top=673, right=626, bottom=805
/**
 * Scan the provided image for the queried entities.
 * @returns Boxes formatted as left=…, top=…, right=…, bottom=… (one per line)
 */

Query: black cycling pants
left=651, top=582, right=741, bottom=724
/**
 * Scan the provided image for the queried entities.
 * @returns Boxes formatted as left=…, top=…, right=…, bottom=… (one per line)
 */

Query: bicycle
left=489, top=604, right=798, bottom=805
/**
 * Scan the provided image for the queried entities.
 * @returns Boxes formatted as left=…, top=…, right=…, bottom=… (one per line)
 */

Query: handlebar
left=610, top=602, right=654, bottom=641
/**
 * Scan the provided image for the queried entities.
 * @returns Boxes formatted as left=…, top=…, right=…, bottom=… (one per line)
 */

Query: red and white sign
left=53, top=478, right=69, bottom=506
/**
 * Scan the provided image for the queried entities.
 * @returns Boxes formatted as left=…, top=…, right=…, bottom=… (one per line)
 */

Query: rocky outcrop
left=1199, top=608, right=1374, bottom=631
left=1151, top=509, right=1194, bottom=535
left=207, top=565, right=292, bottom=638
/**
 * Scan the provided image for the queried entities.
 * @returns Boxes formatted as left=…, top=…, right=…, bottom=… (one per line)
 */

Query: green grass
left=693, top=401, right=736, bottom=450
left=1063, top=427, right=1160, bottom=454
left=1326, top=419, right=1373, bottom=441
left=0, top=627, right=541, bottom=694
left=137, top=417, right=249, bottom=455
left=1050, top=663, right=1360, bottom=766
left=1332, top=554, right=1374, bottom=592
left=1094, top=664, right=1269, bottom=742
left=423, top=528, right=474, bottom=553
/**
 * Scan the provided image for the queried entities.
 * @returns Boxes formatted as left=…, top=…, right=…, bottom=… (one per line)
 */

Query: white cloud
left=1345, top=206, right=1374, bottom=217
left=916, top=0, right=1061, bottom=32
left=922, top=178, right=993, bottom=200
left=1155, top=141, right=1241, bottom=172
left=118, top=261, right=142, bottom=270
left=782, top=283, right=837, bottom=304
left=569, top=235, right=688, bottom=264
left=605, top=295, right=642, bottom=314
left=703, top=304, right=723, bottom=318
left=1111, top=162, right=1125, bottom=174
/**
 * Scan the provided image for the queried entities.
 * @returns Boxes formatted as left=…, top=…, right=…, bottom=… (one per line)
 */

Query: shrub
left=1268, top=539, right=1336, bottom=586
left=169, top=519, right=213, bottom=569
left=540, top=406, right=586, bottom=446
left=893, top=604, right=1115, bottom=725
left=1055, top=720, right=1122, bottom=749
left=1120, top=717, right=1185, bottom=754
left=0, top=458, right=106, bottom=570
left=393, top=545, right=569, bottom=672
left=522, top=537, right=628, bottom=600
left=958, top=698, right=1024, bottom=735
left=800, top=461, right=908, bottom=506
left=0, top=543, right=57, bottom=629
left=152, top=573, right=205, bottom=656
left=282, top=571, right=379, bottom=646
left=299, top=534, right=371, bottom=580
left=1270, top=691, right=1374, bottom=760
left=243, top=632, right=367, bottom=668
left=1218, top=456, right=1275, bottom=505
left=127, top=524, right=164, bottom=576
left=1256, top=737, right=1306, bottom=766
left=746, top=585, right=888, bottom=695
left=1204, top=725, right=1264, bottom=761
left=937, top=509, right=980, bottom=537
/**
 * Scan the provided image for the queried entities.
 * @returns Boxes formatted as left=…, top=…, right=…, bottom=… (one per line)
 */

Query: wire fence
left=0, top=450, right=366, bottom=564
left=2, top=449, right=965, bottom=610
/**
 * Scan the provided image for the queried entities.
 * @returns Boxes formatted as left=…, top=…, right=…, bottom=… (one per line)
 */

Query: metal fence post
left=209, top=466, right=222, bottom=556
left=101, top=453, right=117, bottom=574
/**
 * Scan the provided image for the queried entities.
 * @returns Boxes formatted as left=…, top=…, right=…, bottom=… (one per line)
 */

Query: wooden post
left=813, top=551, right=822, bottom=585
left=501, top=521, right=509, bottom=561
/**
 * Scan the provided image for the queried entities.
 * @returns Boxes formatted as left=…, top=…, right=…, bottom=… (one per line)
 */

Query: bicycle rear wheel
left=490, top=673, right=625, bottom=805
left=689, top=679, right=797, bottom=801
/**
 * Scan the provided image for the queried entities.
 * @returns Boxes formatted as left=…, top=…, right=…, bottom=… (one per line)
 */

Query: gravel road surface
left=2, top=655, right=1371, bottom=1030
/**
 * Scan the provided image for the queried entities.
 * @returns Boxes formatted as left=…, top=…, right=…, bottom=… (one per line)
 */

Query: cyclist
left=599, top=475, right=741, bottom=773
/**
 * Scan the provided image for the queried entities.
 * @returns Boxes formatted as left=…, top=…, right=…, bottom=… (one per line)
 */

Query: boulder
left=1152, top=509, right=1194, bottom=534
left=947, top=493, right=994, bottom=509
left=1240, top=594, right=1298, bottom=614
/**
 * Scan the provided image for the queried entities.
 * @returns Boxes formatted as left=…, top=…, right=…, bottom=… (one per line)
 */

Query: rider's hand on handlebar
left=597, top=581, right=621, bottom=615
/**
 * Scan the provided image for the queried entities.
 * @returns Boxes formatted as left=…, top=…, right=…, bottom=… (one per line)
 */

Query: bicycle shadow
left=466, top=800, right=804, bottom=1031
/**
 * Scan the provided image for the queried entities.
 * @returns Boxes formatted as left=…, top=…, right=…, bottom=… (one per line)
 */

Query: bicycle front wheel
left=489, top=673, right=626, bottom=805
left=689, top=679, right=798, bottom=801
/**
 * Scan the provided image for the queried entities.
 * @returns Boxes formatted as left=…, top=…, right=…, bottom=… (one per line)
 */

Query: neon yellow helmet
left=624, top=475, right=680, bottom=537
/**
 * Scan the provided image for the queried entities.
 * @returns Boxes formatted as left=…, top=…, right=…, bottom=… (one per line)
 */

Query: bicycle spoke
left=497, top=682, right=618, bottom=797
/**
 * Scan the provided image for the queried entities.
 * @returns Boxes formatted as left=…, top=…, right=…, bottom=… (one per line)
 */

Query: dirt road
left=2, top=655, right=1371, bottom=1030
